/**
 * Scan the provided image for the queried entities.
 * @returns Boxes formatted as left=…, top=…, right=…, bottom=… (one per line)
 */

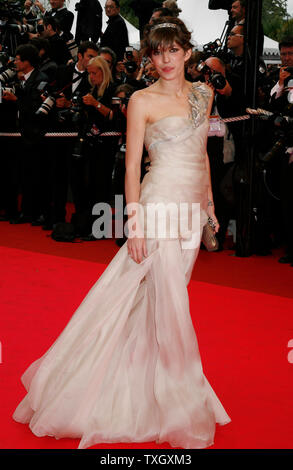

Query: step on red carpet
left=0, top=220, right=293, bottom=450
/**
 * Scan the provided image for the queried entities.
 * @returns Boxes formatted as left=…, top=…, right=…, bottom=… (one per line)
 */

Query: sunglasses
left=228, top=32, right=244, bottom=37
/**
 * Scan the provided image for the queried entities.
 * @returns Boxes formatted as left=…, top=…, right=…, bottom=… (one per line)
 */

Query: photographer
left=70, top=56, right=119, bottom=239
left=186, top=50, right=204, bottom=82
left=136, top=57, right=159, bottom=87
left=227, top=23, right=244, bottom=77
left=44, top=0, right=74, bottom=42
left=2, top=43, right=49, bottom=225
left=42, top=16, right=71, bottom=65
left=23, top=0, right=45, bottom=21
left=39, top=40, right=99, bottom=230
left=98, top=46, right=117, bottom=73
left=75, top=0, right=103, bottom=44
left=0, top=1, right=35, bottom=55
left=100, top=0, right=129, bottom=62
left=114, top=46, right=145, bottom=90
left=111, top=83, right=135, bottom=246
left=29, top=36, right=58, bottom=81
left=202, top=55, right=245, bottom=249
left=269, top=37, right=293, bottom=265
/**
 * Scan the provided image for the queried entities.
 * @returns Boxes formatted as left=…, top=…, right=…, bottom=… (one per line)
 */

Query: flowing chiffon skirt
left=13, top=238, right=230, bottom=449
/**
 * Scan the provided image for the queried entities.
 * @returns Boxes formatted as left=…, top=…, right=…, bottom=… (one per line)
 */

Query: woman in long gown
left=13, top=17, right=231, bottom=449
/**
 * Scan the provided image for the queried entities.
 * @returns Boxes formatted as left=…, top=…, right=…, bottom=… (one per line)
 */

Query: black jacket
left=16, top=68, right=49, bottom=141
left=55, top=62, right=92, bottom=100
left=47, top=34, right=72, bottom=66
left=45, top=7, right=74, bottom=40
left=75, top=0, right=103, bottom=43
left=100, top=15, right=129, bottom=62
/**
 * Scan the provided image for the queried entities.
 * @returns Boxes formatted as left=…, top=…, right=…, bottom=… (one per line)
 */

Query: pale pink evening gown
left=13, top=82, right=231, bottom=449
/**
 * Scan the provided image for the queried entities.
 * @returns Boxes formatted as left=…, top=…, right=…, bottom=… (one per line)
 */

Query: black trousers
left=42, top=137, right=71, bottom=225
left=19, top=135, right=46, bottom=220
left=70, top=137, right=118, bottom=235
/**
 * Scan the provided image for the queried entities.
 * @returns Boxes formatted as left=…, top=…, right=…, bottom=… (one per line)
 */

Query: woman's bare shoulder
left=130, top=84, right=161, bottom=106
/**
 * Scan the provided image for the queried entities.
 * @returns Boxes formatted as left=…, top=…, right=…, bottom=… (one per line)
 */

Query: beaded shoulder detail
left=188, top=82, right=212, bottom=129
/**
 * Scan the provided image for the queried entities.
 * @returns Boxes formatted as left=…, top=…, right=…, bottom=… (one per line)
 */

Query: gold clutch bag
left=202, top=217, right=219, bottom=252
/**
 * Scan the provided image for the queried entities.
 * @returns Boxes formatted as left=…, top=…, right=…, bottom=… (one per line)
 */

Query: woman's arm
left=82, top=93, right=114, bottom=120
left=205, top=88, right=219, bottom=232
left=125, top=91, right=148, bottom=263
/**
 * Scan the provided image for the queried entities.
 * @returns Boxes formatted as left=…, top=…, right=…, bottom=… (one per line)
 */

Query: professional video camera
left=124, top=46, right=137, bottom=74
left=197, top=60, right=227, bottom=90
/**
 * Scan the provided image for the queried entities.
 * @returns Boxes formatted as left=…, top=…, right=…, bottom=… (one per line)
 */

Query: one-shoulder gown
left=13, top=82, right=231, bottom=449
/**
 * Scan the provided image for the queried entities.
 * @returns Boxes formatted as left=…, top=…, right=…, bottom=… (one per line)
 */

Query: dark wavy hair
left=141, top=17, right=194, bottom=58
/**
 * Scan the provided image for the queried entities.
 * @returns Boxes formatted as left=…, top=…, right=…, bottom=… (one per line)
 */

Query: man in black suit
left=45, top=0, right=74, bottom=41
left=2, top=44, right=49, bottom=224
left=75, top=0, right=103, bottom=44
left=42, top=16, right=72, bottom=66
left=100, top=0, right=129, bottom=62
left=269, top=37, right=293, bottom=265
left=203, top=55, right=245, bottom=249
left=40, top=41, right=99, bottom=230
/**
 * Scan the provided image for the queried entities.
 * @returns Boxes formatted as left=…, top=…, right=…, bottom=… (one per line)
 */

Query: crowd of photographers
left=0, top=0, right=292, bottom=263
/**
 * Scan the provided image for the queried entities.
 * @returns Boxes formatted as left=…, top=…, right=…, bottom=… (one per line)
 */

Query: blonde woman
left=82, top=55, right=114, bottom=121
left=72, top=55, right=118, bottom=238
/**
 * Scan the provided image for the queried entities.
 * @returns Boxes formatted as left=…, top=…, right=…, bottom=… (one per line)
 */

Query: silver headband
left=151, top=23, right=179, bottom=31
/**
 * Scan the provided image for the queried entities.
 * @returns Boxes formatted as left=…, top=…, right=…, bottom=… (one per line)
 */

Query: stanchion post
left=235, top=0, right=263, bottom=257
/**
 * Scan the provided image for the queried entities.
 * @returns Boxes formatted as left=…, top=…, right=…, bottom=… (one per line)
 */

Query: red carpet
left=0, top=220, right=293, bottom=449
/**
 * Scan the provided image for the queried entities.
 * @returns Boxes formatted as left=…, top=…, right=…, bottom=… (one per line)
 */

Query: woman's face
left=87, top=64, right=104, bottom=86
left=150, top=42, right=191, bottom=80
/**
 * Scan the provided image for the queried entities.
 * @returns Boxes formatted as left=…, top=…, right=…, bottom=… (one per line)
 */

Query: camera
left=6, top=22, right=35, bottom=34
left=259, top=113, right=293, bottom=164
left=0, top=63, right=16, bottom=84
left=0, top=82, right=15, bottom=103
left=34, top=81, right=60, bottom=116
left=36, top=22, right=44, bottom=33
left=124, top=46, right=137, bottom=74
left=202, top=39, right=222, bottom=55
left=111, top=96, right=121, bottom=109
left=36, top=92, right=59, bottom=116
left=197, top=61, right=227, bottom=90
left=57, top=91, right=85, bottom=124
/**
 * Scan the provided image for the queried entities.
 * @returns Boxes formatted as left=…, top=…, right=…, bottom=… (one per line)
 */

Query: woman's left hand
left=82, top=93, right=98, bottom=108
left=207, top=205, right=220, bottom=233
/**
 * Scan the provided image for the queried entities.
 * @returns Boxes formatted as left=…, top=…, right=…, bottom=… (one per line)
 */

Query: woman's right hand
left=82, top=93, right=98, bottom=108
left=127, top=237, right=147, bottom=264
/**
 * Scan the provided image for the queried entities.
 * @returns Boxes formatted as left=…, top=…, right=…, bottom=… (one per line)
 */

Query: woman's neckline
left=146, top=114, right=191, bottom=129
left=145, top=82, right=201, bottom=128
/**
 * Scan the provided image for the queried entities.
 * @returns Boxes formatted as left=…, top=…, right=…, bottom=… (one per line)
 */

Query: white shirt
left=72, top=65, right=85, bottom=93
